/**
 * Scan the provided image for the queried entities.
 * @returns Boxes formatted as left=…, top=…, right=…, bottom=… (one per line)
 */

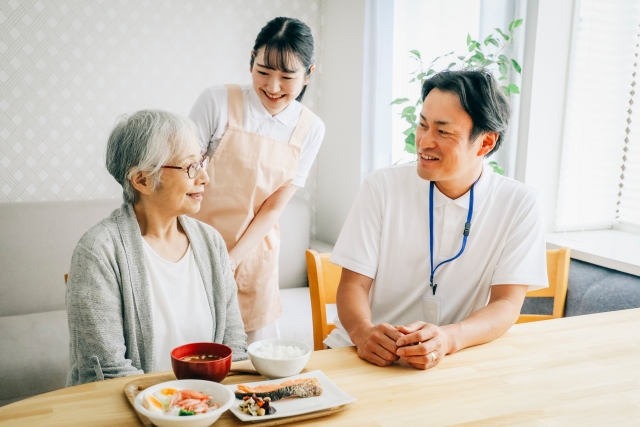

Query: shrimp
left=169, top=390, right=213, bottom=414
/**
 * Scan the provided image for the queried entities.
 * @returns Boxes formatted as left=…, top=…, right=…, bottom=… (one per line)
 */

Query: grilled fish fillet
left=234, top=378, right=323, bottom=401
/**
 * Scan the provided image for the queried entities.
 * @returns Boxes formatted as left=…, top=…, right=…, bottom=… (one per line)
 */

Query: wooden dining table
left=1, top=308, right=639, bottom=426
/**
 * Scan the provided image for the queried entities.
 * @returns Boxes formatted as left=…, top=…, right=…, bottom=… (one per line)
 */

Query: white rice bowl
left=247, top=339, right=312, bottom=379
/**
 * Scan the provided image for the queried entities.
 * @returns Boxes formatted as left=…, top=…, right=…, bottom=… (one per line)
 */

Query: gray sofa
left=521, top=259, right=640, bottom=317
left=0, top=196, right=326, bottom=406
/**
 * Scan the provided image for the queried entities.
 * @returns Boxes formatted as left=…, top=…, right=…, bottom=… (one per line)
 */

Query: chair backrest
left=305, top=250, right=342, bottom=351
left=517, top=247, right=571, bottom=323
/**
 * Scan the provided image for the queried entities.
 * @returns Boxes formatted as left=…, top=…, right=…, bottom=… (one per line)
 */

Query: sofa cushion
left=0, top=310, right=69, bottom=404
left=565, top=259, right=640, bottom=316
left=278, top=195, right=310, bottom=289
left=0, top=199, right=121, bottom=316
left=279, top=287, right=337, bottom=348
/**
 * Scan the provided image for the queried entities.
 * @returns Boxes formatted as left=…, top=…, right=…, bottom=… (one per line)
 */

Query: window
left=555, top=0, right=640, bottom=232
left=391, top=0, right=480, bottom=164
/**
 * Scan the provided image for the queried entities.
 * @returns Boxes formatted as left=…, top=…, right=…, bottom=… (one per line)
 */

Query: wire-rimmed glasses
left=161, top=155, right=209, bottom=179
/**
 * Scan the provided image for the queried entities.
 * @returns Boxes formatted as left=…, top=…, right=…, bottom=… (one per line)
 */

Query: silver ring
left=428, top=351, right=437, bottom=363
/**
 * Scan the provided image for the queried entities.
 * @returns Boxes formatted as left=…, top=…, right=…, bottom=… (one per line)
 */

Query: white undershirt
left=142, top=239, right=213, bottom=372
left=324, top=164, right=549, bottom=348
left=188, top=84, right=325, bottom=188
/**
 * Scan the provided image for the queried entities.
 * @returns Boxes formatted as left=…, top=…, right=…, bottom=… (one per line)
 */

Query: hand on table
left=352, top=321, right=405, bottom=367
left=395, top=321, right=453, bottom=370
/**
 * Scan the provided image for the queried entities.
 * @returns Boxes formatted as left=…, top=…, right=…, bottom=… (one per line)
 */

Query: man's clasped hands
left=351, top=321, right=456, bottom=370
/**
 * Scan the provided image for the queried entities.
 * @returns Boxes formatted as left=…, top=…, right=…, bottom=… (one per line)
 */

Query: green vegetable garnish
left=179, top=409, right=195, bottom=416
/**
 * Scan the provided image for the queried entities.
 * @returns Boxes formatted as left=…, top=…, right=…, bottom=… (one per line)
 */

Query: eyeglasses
left=161, top=155, right=209, bottom=179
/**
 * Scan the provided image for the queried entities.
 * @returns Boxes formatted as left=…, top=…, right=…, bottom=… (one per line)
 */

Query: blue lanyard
left=429, top=180, right=477, bottom=295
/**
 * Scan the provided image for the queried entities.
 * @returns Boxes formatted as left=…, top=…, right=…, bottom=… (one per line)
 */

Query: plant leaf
left=402, top=106, right=416, bottom=115
left=409, top=78, right=415, bottom=83
left=500, top=86, right=510, bottom=97
left=495, top=28, right=510, bottom=40
left=499, top=62, right=508, bottom=76
left=416, top=72, right=426, bottom=80
left=467, top=34, right=472, bottom=45
left=410, top=50, right=421, bottom=59
left=403, top=127, right=415, bottom=136
left=457, top=55, right=466, bottom=60
left=509, top=19, right=523, bottom=31
left=511, top=59, right=522, bottom=73
left=468, top=44, right=476, bottom=52
left=405, top=133, right=416, bottom=153
left=508, top=83, right=520, bottom=94
left=498, top=76, right=507, bottom=80
left=390, top=98, right=409, bottom=105
left=498, top=54, right=508, bottom=63
left=488, top=38, right=499, bottom=48
left=447, top=62, right=456, bottom=69
left=426, top=69, right=435, bottom=76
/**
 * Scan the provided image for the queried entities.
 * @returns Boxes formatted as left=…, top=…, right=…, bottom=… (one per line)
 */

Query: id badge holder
left=420, top=294, right=441, bottom=326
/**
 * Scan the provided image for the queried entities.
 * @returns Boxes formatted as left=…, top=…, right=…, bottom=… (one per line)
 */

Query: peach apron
left=192, top=84, right=314, bottom=332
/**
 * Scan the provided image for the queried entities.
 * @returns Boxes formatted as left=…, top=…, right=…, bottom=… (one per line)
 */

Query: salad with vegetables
left=143, top=387, right=220, bottom=416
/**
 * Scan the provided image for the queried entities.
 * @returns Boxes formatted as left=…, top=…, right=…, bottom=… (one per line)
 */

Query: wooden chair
left=516, top=247, right=571, bottom=323
left=306, top=250, right=342, bottom=351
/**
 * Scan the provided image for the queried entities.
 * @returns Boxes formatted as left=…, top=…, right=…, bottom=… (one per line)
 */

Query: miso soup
left=180, top=354, right=222, bottom=362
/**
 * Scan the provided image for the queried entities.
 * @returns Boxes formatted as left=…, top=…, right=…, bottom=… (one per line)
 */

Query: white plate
left=226, top=370, right=356, bottom=422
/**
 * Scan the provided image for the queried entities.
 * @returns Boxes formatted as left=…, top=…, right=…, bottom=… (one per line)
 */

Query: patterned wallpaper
left=0, top=0, right=322, bottom=233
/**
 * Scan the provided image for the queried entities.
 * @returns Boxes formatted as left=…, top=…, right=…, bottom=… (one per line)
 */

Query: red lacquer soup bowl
left=171, top=342, right=233, bottom=383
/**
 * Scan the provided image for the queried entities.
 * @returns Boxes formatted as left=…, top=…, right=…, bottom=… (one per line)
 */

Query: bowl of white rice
left=247, top=339, right=312, bottom=379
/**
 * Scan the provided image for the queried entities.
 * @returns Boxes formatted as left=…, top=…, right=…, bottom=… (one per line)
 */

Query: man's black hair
left=421, top=69, right=511, bottom=157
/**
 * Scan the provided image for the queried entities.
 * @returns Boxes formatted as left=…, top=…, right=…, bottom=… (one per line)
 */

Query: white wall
left=315, top=0, right=367, bottom=244
left=0, top=0, right=323, bottom=234
left=516, top=0, right=576, bottom=232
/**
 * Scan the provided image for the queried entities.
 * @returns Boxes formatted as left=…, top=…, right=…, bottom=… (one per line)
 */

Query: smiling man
left=324, top=70, right=548, bottom=369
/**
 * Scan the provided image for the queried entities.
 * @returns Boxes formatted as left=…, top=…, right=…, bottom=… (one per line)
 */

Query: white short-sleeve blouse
left=188, top=84, right=325, bottom=188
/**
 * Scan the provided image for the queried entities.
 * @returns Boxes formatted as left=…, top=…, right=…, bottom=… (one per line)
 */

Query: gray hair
left=105, top=110, right=198, bottom=204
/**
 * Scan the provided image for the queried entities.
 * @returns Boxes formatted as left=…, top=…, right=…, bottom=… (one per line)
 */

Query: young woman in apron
left=188, top=17, right=324, bottom=343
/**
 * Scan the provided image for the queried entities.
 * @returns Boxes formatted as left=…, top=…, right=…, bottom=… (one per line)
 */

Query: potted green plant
left=391, top=19, right=524, bottom=175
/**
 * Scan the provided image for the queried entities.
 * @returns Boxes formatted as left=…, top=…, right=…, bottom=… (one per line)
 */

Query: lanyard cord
left=429, top=179, right=477, bottom=295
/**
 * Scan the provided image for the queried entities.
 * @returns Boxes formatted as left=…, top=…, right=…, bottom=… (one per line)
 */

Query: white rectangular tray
left=226, top=370, right=356, bottom=422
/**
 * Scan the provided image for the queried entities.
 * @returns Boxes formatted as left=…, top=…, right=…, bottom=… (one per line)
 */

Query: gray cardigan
left=66, top=203, right=248, bottom=386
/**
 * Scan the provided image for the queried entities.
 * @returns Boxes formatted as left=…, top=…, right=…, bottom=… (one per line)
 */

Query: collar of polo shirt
left=420, top=165, right=492, bottom=212
left=248, top=86, right=299, bottom=125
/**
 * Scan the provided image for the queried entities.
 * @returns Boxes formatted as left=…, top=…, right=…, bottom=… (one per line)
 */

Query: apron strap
left=225, top=84, right=243, bottom=129
left=288, top=105, right=314, bottom=148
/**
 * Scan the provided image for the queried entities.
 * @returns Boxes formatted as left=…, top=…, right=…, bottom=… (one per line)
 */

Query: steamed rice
left=253, top=343, right=305, bottom=359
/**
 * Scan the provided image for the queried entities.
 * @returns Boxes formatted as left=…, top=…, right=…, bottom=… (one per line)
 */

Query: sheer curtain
left=555, top=0, right=640, bottom=232
left=361, top=0, right=394, bottom=180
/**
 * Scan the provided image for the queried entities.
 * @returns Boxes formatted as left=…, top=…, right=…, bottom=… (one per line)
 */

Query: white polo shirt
left=324, top=163, right=548, bottom=349
left=188, top=84, right=325, bottom=188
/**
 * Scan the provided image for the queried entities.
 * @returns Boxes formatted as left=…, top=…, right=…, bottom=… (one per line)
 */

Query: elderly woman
left=66, top=110, right=247, bottom=386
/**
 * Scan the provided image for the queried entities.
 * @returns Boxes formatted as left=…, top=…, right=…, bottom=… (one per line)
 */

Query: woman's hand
left=395, top=321, right=454, bottom=370
left=228, top=256, right=238, bottom=273
left=227, top=184, right=298, bottom=265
